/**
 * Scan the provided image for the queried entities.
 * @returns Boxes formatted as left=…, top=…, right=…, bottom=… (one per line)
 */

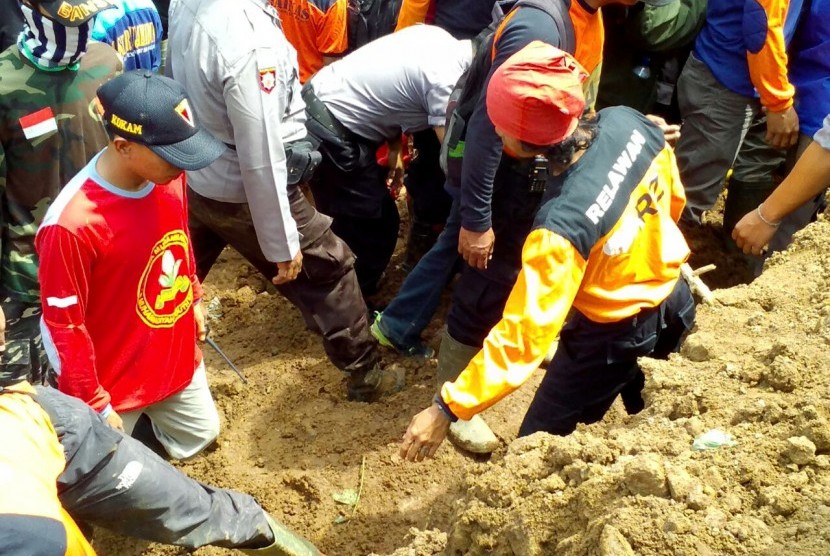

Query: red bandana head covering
left=486, top=41, right=588, bottom=146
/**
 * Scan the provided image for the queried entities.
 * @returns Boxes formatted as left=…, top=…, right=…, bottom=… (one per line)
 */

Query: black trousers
left=406, top=130, right=452, bottom=227
left=519, top=279, right=696, bottom=437
left=187, top=185, right=378, bottom=374
left=447, top=159, right=544, bottom=347
left=36, top=386, right=273, bottom=549
left=310, top=145, right=400, bottom=296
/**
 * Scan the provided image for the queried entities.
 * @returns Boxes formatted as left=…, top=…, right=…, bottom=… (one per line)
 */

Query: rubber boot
left=347, top=362, right=406, bottom=402
left=239, top=513, right=320, bottom=556
left=723, top=178, right=777, bottom=274
left=723, top=178, right=777, bottom=238
left=436, top=330, right=499, bottom=454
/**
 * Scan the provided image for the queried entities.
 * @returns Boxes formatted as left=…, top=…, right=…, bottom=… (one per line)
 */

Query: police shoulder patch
left=259, top=67, right=277, bottom=94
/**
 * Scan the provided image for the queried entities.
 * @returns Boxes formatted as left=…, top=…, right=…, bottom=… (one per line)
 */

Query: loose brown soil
left=96, top=212, right=830, bottom=556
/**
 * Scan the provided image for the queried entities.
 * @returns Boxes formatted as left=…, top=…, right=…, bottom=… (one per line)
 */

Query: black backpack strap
left=515, top=0, right=575, bottom=54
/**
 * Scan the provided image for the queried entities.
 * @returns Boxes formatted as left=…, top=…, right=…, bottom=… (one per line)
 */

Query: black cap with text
left=30, top=0, right=118, bottom=27
left=97, top=71, right=226, bottom=171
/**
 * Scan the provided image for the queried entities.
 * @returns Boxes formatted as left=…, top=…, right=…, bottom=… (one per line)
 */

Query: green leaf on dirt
left=333, top=515, right=349, bottom=525
left=332, top=489, right=359, bottom=506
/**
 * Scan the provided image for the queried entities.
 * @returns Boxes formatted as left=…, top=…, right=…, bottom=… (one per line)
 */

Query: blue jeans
left=378, top=198, right=462, bottom=347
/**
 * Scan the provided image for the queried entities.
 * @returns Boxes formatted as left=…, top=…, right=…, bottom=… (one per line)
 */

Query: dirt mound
left=394, top=218, right=830, bottom=556
left=93, top=229, right=543, bottom=556
left=95, top=213, right=830, bottom=556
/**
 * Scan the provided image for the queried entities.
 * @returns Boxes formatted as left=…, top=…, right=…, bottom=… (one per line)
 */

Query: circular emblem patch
left=136, top=230, right=193, bottom=328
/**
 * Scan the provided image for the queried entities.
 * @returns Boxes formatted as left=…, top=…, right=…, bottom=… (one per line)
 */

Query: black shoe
left=131, top=413, right=169, bottom=459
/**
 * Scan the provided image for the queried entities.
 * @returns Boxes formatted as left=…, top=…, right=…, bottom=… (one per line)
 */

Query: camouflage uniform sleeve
left=0, top=147, right=5, bottom=263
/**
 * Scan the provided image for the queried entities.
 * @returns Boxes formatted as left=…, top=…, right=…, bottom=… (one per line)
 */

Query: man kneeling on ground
left=37, top=71, right=223, bottom=460
left=401, top=42, right=696, bottom=461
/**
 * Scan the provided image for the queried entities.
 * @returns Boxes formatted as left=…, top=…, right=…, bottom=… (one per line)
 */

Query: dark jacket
left=0, top=0, right=23, bottom=52
left=596, top=0, right=706, bottom=118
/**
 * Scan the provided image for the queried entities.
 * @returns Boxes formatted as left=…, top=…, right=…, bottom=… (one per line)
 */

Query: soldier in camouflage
left=0, top=0, right=121, bottom=384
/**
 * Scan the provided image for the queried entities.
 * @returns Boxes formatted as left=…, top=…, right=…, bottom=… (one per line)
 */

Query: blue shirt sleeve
left=459, top=7, right=564, bottom=232
left=151, top=12, right=163, bottom=71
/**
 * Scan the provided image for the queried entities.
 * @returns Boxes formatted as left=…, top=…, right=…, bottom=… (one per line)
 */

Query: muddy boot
left=347, top=363, right=406, bottom=402
left=240, top=513, right=320, bottom=556
left=400, top=218, right=443, bottom=274
left=723, top=178, right=777, bottom=240
left=436, top=330, right=499, bottom=454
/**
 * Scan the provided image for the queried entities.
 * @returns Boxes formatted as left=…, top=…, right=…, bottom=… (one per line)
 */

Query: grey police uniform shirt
left=168, top=0, right=306, bottom=263
left=308, top=24, right=473, bottom=143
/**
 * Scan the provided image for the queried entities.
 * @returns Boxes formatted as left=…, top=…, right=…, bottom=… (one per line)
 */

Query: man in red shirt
left=36, top=71, right=227, bottom=460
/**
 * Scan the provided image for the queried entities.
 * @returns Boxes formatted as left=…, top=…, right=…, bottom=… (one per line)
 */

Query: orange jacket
left=442, top=108, right=689, bottom=420
left=394, top=0, right=430, bottom=31
left=695, top=0, right=795, bottom=112
left=746, top=0, right=793, bottom=111
left=274, top=0, right=349, bottom=83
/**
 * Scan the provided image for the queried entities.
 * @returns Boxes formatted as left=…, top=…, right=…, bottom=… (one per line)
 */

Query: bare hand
left=646, top=114, right=681, bottom=146
left=194, top=301, right=207, bottom=342
left=765, top=106, right=799, bottom=149
left=458, top=227, right=495, bottom=270
left=272, top=252, right=303, bottom=285
left=106, top=409, right=125, bottom=432
left=732, top=206, right=778, bottom=256
left=399, top=404, right=451, bottom=462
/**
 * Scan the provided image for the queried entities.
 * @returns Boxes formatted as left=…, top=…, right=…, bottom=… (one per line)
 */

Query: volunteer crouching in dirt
left=400, top=42, right=696, bottom=461
left=304, top=24, right=473, bottom=295
left=373, top=0, right=606, bottom=454
left=37, top=73, right=223, bottom=460
left=168, top=0, right=404, bottom=402
left=0, top=0, right=121, bottom=390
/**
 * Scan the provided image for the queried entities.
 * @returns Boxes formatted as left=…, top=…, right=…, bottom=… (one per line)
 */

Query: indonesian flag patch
left=19, top=107, right=58, bottom=140
left=175, top=99, right=195, bottom=127
left=259, top=67, right=277, bottom=94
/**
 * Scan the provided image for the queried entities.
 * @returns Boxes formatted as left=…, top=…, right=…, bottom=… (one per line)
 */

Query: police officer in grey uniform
left=304, top=24, right=473, bottom=295
left=167, top=0, right=403, bottom=402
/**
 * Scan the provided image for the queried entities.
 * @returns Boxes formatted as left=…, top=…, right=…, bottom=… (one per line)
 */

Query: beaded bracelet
left=756, top=204, right=781, bottom=228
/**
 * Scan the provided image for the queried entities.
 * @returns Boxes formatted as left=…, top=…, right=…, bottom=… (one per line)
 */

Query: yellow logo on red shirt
left=136, top=230, right=193, bottom=328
